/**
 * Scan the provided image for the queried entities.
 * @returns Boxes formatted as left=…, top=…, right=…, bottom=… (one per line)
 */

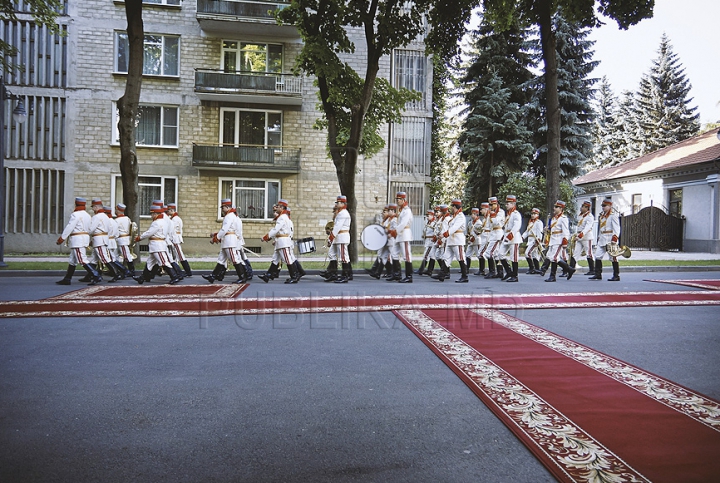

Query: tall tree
left=525, top=12, right=597, bottom=180
left=611, top=90, right=643, bottom=164
left=588, top=76, right=617, bottom=170
left=634, top=34, right=700, bottom=154
left=482, top=0, right=654, bottom=214
left=1, top=0, right=64, bottom=71
left=277, top=1, right=429, bottom=262
left=117, top=0, right=143, bottom=223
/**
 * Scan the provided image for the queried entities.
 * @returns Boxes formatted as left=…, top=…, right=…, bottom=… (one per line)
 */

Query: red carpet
left=2, top=290, right=720, bottom=318
left=393, top=308, right=720, bottom=483
left=645, top=279, right=720, bottom=290
left=46, top=284, right=248, bottom=300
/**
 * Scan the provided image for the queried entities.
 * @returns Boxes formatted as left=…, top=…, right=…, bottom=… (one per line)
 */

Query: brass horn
left=606, top=244, right=631, bottom=258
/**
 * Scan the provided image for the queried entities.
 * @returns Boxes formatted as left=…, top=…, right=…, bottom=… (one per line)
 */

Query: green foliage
left=1, top=0, right=66, bottom=71
left=497, top=172, right=576, bottom=219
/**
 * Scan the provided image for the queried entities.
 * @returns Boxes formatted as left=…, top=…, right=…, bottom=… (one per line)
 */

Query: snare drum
left=361, top=224, right=388, bottom=251
left=297, top=237, right=316, bottom=254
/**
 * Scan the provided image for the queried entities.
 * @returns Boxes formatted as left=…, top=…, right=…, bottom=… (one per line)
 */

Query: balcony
left=193, top=144, right=301, bottom=174
left=195, top=70, right=303, bottom=106
left=196, top=0, right=299, bottom=39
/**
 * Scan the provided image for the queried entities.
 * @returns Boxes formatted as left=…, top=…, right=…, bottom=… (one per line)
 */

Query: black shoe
left=259, top=273, right=271, bottom=283
left=202, top=274, right=215, bottom=283
left=559, top=272, right=567, bottom=278
left=589, top=273, right=602, bottom=280
left=566, top=267, right=576, bottom=280
left=132, top=276, right=145, bottom=284
left=608, top=275, right=620, bottom=281
left=399, top=277, right=413, bottom=283
left=483, top=271, right=496, bottom=279
left=56, top=279, right=71, bottom=285
left=544, top=275, right=556, bottom=282
left=455, top=276, right=468, bottom=283
left=88, top=276, right=103, bottom=286
left=506, top=276, right=519, bottom=282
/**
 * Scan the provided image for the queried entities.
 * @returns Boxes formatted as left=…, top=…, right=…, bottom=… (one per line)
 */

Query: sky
left=588, top=0, right=720, bottom=125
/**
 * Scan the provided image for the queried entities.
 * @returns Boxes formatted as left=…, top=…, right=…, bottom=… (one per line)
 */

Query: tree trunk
left=537, top=0, right=560, bottom=216
left=117, top=0, right=143, bottom=224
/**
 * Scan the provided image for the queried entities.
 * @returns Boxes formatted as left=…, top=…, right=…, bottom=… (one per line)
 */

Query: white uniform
left=385, top=215, right=397, bottom=261
left=89, top=211, right=113, bottom=267
left=484, top=208, right=505, bottom=260
left=594, top=210, right=621, bottom=260
left=434, top=213, right=449, bottom=261
left=522, top=218, right=544, bottom=261
left=477, top=215, right=492, bottom=258
left=116, top=214, right=134, bottom=263
left=499, top=208, right=522, bottom=262
left=60, top=207, right=92, bottom=266
left=137, top=214, right=173, bottom=271
left=443, top=211, right=467, bottom=264
left=394, top=204, right=413, bottom=263
left=216, top=209, right=242, bottom=267
left=107, top=216, right=121, bottom=263
left=170, top=213, right=188, bottom=263
left=330, top=208, right=351, bottom=263
left=573, top=210, right=595, bottom=260
left=546, top=213, right=570, bottom=262
left=465, top=217, right=483, bottom=259
left=269, top=211, right=296, bottom=266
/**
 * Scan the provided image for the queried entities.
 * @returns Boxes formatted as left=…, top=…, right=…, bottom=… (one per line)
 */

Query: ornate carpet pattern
left=393, top=309, right=720, bottom=483
left=645, top=279, right=720, bottom=291
left=2, top=290, right=720, bottom=318
left=46, top=284, right=248, bottom=300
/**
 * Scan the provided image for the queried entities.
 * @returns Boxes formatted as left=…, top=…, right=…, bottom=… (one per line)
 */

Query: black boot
left=127, top=259, right=136, bottom=277
left=455, top=261, right=468, bottom=283
left=106, top=261, right=122, bottom=283
left=171, top=262, right=185, bottom=280
left=234, top=263, right=248, bottom=284
left=260, top=263, right=279, bottom=283
left=322, top=260, right=338, bottom=281
left=164, top=265, right=181, bottom=284
left=589, top=260, right=603, bottom=280
left=507, top=262, right=519, bottom=282
left=203, top=263, right=225, bottom=283
left=538, top=258, right=550, bottom=276
left=133, top=267, right=151, bottom=284
left=294, top=260, right=306, bottom=280
left=85, top=263, right=103, bottom=285
left=334, top=263, right=351, bottom=283
left=466, top=258, right=473, bottom=274
left=244, top=260, right=254, bottom=280
left=525, top=257, right=536, bottom=274
left=585, top=258, right=595, bottom=275
left=216, top=265, right=228, bottom=281
left=558, top=259, right=576, bottom=280
left=181, top=260, right=193, bottom=278
left=424, top=259, right=436, bottom=277
left=399, top=262, right=413, bottom=283
left=608, top=261, right=620, bottom=281
left=500, top=259, right=511, bottom=280
left=476, top=257, right=486, bottom=276
left=533, top=258, right=541, bottom=274
left=545, top=262, right=557, bottom=282
left=285, top=261, right=299, bottom=284
left=493, top=262, right=504, bottom=279
left=484, top=258, right=496, bottom=279
left=387, top=260, right=402, bottom=281
left=151, top=264, right=162, bottom=280
left=367, top=259, right=382, bottom=279
left=415, top=260, right=427, bottom=276
left=79, top=263, right=96, bottom=282
left=381, top=261, right=392, bottom=278
left=56, top=264, right=76, bottom=285
left=432, top=260, right=448, bottom=282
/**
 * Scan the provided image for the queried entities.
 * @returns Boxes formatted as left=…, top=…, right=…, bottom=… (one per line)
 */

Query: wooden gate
left=621, top=206, right=684, bottom=251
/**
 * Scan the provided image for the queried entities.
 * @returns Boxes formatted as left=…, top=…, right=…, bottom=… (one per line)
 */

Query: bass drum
left=296, top=237, right=316, bottom=254
left=361, top=224, right=388, bottom=251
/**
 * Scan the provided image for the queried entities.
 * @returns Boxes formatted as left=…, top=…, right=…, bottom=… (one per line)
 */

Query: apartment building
left=2, top=0, right=432, bottom=255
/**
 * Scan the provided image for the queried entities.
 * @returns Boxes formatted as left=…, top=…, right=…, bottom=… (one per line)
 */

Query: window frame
left=669, top=188, right=683, bottom=218
left=114, top=31, right=180, bottom=78
left=219, top=107, right=283, bottom=150
left=219, top=178, right=281, bottom=221
left=221, top=41, right=284, bottom=74
left=111, top=175, right=178, bottom=219
left=111, top=102, right=179, bottom=148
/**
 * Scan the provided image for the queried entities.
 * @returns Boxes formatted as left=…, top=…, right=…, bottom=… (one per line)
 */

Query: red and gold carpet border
left=645, top=279, right=720, bottom=291
left=46, top=284, right=248, bottom=300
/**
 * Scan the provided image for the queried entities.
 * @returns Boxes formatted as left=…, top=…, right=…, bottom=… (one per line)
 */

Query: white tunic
left=395, top=205, right=414, bottom=243
left=89, top=212, right=110, bottom=248
left=61, top=209, right=91, bottom=249
left=268, top=212, right=293, bottom=249
left=332, top=209, right=351, bottom=245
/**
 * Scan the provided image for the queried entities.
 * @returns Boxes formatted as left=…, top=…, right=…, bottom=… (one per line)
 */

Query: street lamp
left=0, top=76, right=27, bottom=268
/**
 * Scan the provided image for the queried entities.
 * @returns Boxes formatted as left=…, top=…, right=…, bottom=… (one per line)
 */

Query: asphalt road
left=1, top=270, right=718, bottom=482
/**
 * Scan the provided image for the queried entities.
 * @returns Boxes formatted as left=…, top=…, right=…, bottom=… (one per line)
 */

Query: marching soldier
left=483, top=196, right=505, bottom=279
left=392, top=192, right=414, bottom=283
left=474, top=202, right=491, bottom=276
left=167, top=203, right=193, bottom=278
left=522, top=208, right=544, bottom=274
left=56, top=197, right=103, bottom=285
left=203, top=199, right=248, bottom=284
left=88, top=198, right=122, bottom=283
left=320, top=205, right=340, bottom=280
left=259, top=200, right=303, bottom=284
left=430, top=204, right=450, bottom=280
left=573, top=200, right=596, bottom=276
left=367, top=205, right=390, bottom=279
left=133, top=205, right=182, bottom=284
left=104, top=206, right=129, bottom=282
left=544, top=200, right=576, bottom=282
left=383, top=203, right=399, bottom=280
left=325, top=195, right=352, bottom=283
left=498, top=195, right=522, bottom=282
left=465, top=207, right=482, bottom=276
left=416, top=209, right=436, bottom=276
left=437, top=199, right=468, bottom=283
left=114, top=203, right=136, bottom=276
left=154, top=201, right=184, bottom=281
left=590, top=198, right=621, bottom=281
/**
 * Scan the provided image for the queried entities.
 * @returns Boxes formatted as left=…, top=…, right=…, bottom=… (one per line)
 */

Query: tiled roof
left=574, top=129, right=720, bottom=185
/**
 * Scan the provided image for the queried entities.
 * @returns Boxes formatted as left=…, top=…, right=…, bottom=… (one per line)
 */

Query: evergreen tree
left=611, top=90, right=643, bottom=164
left=459, top=72, right=534, bottom=207
left=457, top=16, right=535, bottom=204
left=525, top=12, right=598, bottom=180
left=588, top=76, right=618, bottom=170
left=634, top=34, right=700, bottom=154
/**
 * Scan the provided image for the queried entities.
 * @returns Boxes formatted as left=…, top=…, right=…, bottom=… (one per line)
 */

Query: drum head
left=361, top=224, right=387, bottom=251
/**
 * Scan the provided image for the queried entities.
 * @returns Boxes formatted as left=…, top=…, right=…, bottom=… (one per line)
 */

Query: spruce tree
left=634, top=34, right=700, bottom=154
left=589, top=76, right=617, bottom=170
left=611, top=90, right=643, bottom=164
left=525, top=12, right=597, bottom=180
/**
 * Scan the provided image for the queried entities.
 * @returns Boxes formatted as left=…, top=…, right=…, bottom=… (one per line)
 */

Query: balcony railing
left=197, top=0, right=290, bottom=21
left=195, top=70, right=303, bottom=105
left=193, top=144, right=301, bottom=173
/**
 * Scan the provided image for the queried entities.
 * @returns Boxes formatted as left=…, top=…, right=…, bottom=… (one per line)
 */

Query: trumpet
left=606, top=244, right=632, bottom=258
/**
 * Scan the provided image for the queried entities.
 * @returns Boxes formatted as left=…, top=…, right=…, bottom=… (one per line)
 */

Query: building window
left=115, top=32, right=180, bottom=77
left=144, top=0, right=181, bottom=5
left=220, top=108, right=282, bottom=148
left=112, top=103, right=179, bottom=147
left=1, top=20, right=68, bottom=88
left=669, top=188, right=682, bottom=217
left=391, top=117, right=429, bottom=176
left=112, top=175, right=177, bottom=218
left=222, top=41, right=283, bottom=73
left=5, top=96, right=66, bottom=161
left=220, top=179, right=280, bottom=220
left=393, top=50, right=427, bottom=110
left=4, top=168, right=65, bottom=234
left=632, top=194, right=642, bottom=214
